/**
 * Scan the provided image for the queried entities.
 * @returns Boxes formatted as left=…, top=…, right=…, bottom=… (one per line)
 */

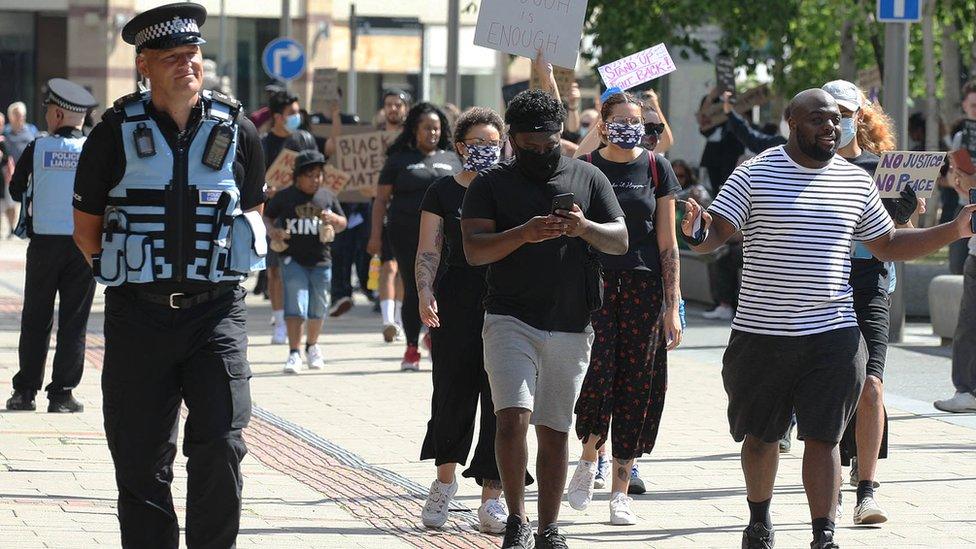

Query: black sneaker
left=810, top=530, right=839, bottom=549
left=48, top=393, right=84, bottom=413
left=741, top=522, right=775, bottom=549
left=535, top=524, right=568, bottom=549
left=6, top=391, right=36, bottom=411
left=329, top=296, right=353, bottom=318
left=627, top=465, right=646, bottom=495
left=502, top=515, right=534, bottom=549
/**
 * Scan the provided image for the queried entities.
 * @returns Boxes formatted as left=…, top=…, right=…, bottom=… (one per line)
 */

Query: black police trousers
left=13, top=236, right=95, bottom=396
left=102, top=285, right=251, bottom=549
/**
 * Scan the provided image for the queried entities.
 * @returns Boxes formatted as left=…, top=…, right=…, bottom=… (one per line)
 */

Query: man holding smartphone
left=461, top=89, right=626, bottom=549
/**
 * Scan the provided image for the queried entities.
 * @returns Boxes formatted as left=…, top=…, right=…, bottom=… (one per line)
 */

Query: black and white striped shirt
left=708, top=146, right=894, bottom=336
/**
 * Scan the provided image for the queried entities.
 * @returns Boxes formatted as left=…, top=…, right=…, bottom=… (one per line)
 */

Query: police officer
left=5, top=78, right=97, bottom=413
left=71, top=3, right=266, bottom=547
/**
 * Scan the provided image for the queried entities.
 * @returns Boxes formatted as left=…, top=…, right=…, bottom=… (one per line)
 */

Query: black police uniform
left=72, top=3, right=266, bottom=547
left=7, top=78, right=97, bottom=413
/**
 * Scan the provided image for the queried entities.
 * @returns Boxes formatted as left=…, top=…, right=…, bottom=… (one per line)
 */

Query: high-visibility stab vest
left=93, top=90, right=266, bottom=286
left=14, top=133, right=85, bottom=237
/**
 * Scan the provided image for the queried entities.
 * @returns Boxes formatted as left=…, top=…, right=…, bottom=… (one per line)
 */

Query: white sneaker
left=306, top=344, right=324, bottom=370
left=702, top=304, right=734, bottom=320
left=421, top=479, right=457, bottom=528
left=477, top=498, right=508, bottom=534
left=853, top=496, right=888, bottom=525
left=283, top=351, right=302, bottom=374
left=933, top=391, right=976, bottom=413
left=271, top=323, right=287, bottom=345
left=609, top=491, right=637, bottom=525
left=566, top=460, right=597, bottom=511
left=836, top=490, right=843, bottom=523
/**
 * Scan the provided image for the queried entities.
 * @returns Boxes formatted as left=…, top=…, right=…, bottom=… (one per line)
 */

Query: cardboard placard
left=322, top=163, right=351, bottom=194
left=598, top=43, right=676, bottom=90
left=874, top=151, right=947, bottom=198
left=958, top=119, right=976, bottom=158
left=716, top=55, right=736, bottom=93
left=310, top=68, right=339, bottom=115
left=334, top=130, right=400, bottom=199
left=699, top=84, right=771, bottom=131
left=502, top=80, right=530, bottom=106
left=530, top=65, right=575, bottom=99
left=265, top=148, right=300, bottom=190
left=473, top=0, right=588, bottom=69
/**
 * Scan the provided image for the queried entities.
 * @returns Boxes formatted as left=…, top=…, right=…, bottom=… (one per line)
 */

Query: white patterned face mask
left=605, top=122, right=644, bottom=149
left=462, top=144, right=501, bottom=172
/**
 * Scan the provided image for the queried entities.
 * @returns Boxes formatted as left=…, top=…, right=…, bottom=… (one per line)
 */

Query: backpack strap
left=583, top=152, right=592, bottom=164
left=647, top=151, right=659, bottom=189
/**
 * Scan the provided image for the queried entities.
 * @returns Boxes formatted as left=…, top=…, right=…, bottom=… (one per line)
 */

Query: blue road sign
left=262, top=38, right=306, bottom=82
left=877, top=0, right=921, bottom=22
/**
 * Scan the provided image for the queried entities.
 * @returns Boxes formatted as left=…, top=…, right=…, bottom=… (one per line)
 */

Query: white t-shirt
left=708, top=146, right=894, bottom=336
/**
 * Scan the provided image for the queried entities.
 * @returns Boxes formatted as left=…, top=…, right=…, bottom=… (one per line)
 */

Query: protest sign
left=530, top=65, right=576, bottom=98
left=310, top=68, right=339, bottom=114
left=874, top=151, right=947, bottom=198
left=323, top=164, right=351, bottom=194
left=334, top=130, right=399, bottom=199
left=502, top=80, right=530, bottom=106
left=265, top=148, right=300, bottom=190
left=699, top=84, right=771, bottom=131
left=598, top=43, right=676, bottom=91
left=473, top=0, right=588, bottom=69
left=716, top=55, right=735, bottom=93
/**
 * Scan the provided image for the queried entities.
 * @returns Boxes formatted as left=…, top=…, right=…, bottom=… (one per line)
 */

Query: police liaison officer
left=5, top=78, right=98, bottom=413
left=71, top=3, right=267, bottom=547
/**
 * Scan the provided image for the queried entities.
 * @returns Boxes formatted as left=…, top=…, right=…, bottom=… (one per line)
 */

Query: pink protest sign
left=598, top=43, right=676, bottom=90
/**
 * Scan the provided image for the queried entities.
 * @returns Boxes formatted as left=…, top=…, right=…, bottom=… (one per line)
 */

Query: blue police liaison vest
left=13, top=134, right=85, bottom=237
left=93, top=90, right=266, bottom=286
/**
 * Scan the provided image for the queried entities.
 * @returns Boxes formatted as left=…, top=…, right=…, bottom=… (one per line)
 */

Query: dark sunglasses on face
left=644, top=122, right=665, bottom=135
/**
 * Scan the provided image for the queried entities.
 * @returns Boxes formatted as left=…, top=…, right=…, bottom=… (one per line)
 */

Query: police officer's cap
left=122, top=2, right=207, bottom=53
left=44, top=78, right=98, bottom=113
left=293, top=150, right=327, bottom=178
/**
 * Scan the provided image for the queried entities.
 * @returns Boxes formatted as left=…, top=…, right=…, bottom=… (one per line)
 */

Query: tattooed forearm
left=659, top=246, right=680, bottom=310
left=581, top=217, right=629, bottom=255
left=416, top=220, right=444, bottom=294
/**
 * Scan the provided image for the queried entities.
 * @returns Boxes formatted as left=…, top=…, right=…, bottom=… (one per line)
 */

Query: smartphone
left=952, top=149, right=976, bottom=176
left=551, top=192, right=575, bottom=214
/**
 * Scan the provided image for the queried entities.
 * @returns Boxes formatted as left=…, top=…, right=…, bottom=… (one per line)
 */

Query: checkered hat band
left=135, top=17, right=200, bottom=48
left=47, top=93, right=87, bottom=112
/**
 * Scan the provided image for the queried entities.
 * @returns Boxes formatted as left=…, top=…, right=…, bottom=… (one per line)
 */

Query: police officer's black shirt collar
left=53, top=127, right=85, bottom=139
left=145, top=95, right=205, bottom=140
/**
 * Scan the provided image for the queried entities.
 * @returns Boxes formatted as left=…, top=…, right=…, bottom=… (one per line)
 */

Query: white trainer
left=566, top=460, right=597, bottom=511
left=271, top=323, right=287, bottom=345
left=853, top=496, right=888, bottom=525
left=421, top=479, right=457, bottom=528
left=283, top=351, right=302, bottom=374
left=306, top=344, right=324, bottom=370
left=478, top=498, right=508, bottom=534
left=933, top=391, right=976, bottom=413
left=609, top=491, right=637, bottom=525
left=836, top=490, right=843, bottom=523
left=702, top=304, right=734, bottom=320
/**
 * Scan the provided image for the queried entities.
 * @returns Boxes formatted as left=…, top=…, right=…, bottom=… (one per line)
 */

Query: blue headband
left=600, top=87, right=623, bottom=103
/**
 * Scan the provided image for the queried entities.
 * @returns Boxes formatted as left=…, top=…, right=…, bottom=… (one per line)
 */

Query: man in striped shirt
left=682, top=89, right=976, bottom=549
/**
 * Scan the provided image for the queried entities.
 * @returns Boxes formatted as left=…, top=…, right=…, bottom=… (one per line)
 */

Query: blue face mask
left=285, top=113, right=302, bottom=131
left=605, top=122, right=645, bottom=150
left=839, top=116, right=857, bottom=148
left=462, top=144, right=501, bottom=172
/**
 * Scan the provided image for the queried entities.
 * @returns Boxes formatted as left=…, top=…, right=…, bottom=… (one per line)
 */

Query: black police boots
left=48, top=392, right=84, bottom=413
left=5, top=390, right=37, bottom=411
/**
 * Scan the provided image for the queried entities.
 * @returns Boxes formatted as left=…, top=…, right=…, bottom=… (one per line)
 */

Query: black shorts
left=723, top=327, right=867, bottom=444
left=381, top=229, right=395, bottom=262
left=853, top=288, right=890, bottom=381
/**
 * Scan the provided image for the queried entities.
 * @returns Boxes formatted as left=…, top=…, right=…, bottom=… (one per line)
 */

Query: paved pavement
left=1, top=236, right=975, bottom=548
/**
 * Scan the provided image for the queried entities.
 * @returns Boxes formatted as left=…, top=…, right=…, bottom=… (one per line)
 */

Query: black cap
left=293, top=150, right=327, bottom=177
left=382, top=88, right=411, bottom=104
left=44, top=78, right=98, bottom=112
left=122, top=2, right=207, bottom=53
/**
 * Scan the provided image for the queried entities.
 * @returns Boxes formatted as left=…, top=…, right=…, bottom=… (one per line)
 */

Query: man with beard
left=461, top=89, right=627, bottom=548
left=682, top=89, right=976, bottom=549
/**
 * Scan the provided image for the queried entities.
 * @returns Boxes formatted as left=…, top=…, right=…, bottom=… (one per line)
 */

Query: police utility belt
left=92, top=90, right=267, bottom=289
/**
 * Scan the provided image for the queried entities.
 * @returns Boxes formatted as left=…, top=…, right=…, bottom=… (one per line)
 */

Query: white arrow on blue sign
left=877, top=0, right=921, bottom=22
left=262, top=38, right=306, bottom=82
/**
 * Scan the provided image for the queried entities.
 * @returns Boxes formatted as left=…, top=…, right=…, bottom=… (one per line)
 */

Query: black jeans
left=13, top=236, right=95, bottom=396
left=102, top=285, right=251, bottom=549
left=388, top=222, right=422, bottom=346
left=330, top=202, right=371, bottom=301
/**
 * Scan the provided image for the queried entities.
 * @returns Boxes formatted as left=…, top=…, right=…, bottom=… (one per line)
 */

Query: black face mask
left=515, top=144, right=561, bottom=182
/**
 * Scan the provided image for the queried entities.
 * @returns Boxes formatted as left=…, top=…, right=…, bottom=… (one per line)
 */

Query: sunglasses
left=644, top=122, right=665, bottom=135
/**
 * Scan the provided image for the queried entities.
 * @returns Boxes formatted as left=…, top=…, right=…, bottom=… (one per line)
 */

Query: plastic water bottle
left=367, top=255, right=381, bottom=291
left=679, top=298, right=687, bottom=330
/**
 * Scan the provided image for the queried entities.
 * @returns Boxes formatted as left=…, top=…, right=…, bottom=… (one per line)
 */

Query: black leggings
left=388, top=223, right=422, bottom=346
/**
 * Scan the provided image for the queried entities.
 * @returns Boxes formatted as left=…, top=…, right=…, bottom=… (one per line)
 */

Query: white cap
left=822, top=80, right=862, bottom=112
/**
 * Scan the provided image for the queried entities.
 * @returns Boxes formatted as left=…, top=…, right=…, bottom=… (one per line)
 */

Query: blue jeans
left=281, top=258, right=332, bottom=320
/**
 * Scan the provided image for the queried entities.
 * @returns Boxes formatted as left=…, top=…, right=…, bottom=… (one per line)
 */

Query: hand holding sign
left=266, top=148, right=300, bottom=191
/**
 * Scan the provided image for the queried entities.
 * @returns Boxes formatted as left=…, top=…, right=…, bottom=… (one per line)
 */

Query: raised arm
left=863, top=205, right=975, bottom=261
left=323, top=100, right=341, bottom=158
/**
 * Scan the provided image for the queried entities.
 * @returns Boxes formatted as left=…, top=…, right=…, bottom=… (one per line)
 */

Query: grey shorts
left=482, top=314, right=594, bottom=433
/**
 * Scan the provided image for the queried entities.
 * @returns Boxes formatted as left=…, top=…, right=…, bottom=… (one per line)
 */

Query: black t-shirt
left=462, top=156, right=625, bottom=333
left=379, top=149, right=460, bottom=228
left=586, top=149, right=680, bottom=272
left=264, top=186, right=344, bottom=267
left=420, top=175, right=480, bottom=270
left=847, top=151, right=892, bottom=292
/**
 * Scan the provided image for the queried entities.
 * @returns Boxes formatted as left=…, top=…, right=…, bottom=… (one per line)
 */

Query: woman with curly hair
left=368, top=103, right=461, bottom=370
